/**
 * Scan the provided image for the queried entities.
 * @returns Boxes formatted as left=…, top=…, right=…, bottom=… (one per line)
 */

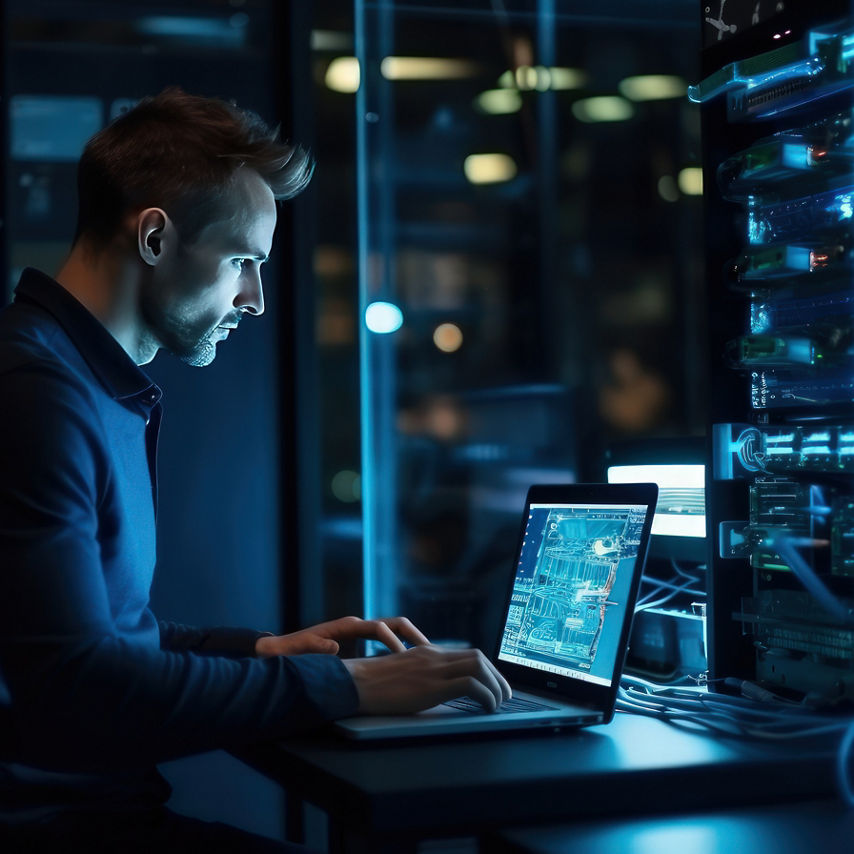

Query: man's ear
left=137, top=208, right=170, bottom=266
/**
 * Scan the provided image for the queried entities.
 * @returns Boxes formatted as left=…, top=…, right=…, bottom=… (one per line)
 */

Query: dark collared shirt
left=0, top=269, right=357, bottom=814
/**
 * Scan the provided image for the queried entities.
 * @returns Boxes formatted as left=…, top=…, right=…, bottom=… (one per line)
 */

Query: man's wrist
left=253, top=631, right=276, bottom=657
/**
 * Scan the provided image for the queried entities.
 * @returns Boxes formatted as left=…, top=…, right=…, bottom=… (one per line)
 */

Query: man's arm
left=0, top=362, right=508, bottom=772
left=0, top=364, right=357, bottom=771
left=159, top=621, right=271, bottom=657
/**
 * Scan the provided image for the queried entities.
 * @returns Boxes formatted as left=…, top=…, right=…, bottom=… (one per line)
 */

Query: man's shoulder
left=0, top=312, right=98, bottom=417
left=0, top=298, right=91, bottom=386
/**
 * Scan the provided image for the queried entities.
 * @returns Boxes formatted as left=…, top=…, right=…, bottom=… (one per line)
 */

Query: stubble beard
left=179, top=335, right=218, bottom=367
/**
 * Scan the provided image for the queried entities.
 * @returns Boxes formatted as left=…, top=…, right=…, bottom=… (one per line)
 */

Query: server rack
left=698, top=0, right=854, bottom=707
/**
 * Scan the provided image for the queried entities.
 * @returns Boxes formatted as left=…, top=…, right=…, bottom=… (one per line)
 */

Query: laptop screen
left=497, top=501, right=651, bottom=688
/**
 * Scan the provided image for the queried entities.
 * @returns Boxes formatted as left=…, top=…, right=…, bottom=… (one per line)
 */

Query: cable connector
left=725, top=677, right=778, bottom=703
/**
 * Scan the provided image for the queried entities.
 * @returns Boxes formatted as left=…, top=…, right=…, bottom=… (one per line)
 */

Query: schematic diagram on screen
left=500, top=507, right=643, bottom=674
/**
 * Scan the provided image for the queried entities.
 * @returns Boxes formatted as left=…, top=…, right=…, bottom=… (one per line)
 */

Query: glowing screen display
left=498, top=503, right=649, bottom=687
left=607, top=463, right=706, bottom=539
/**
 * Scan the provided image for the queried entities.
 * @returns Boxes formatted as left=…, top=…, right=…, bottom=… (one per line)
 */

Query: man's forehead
left=194, top=170, right=277, bottom=248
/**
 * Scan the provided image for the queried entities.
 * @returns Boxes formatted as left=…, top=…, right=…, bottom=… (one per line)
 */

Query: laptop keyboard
left=443, top=695, right=558, bottom=715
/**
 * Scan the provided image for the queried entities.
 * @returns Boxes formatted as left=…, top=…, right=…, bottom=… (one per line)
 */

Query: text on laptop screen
left=498, top=503, right=650, bottom=687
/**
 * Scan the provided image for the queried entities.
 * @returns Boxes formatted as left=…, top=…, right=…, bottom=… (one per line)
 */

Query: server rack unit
left=698, top=0, right=854, bottom=707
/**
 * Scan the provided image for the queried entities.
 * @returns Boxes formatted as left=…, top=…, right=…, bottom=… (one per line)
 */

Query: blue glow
left=838, top=195, right=854, bottom=220
left=365, top=301, right=404, bottom=334
left=750, top=304, right=771, bottom=333
left=782, top=142, right=810, bottom=170
left=766, top=433, right=797, bottom=443
left=743, top=58, right=823, bottom=91
left=137, top=16, right=244, bottom=40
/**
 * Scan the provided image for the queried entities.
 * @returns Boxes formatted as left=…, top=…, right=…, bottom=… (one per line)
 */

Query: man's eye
left=232, top=259, right=247, bottom=271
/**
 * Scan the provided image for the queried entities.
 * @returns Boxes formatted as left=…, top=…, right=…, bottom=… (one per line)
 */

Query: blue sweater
left=0, top=269, right=358, bottom=814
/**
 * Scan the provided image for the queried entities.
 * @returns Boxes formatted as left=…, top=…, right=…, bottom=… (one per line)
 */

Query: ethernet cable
left=616, top=672, right=854, bottom=804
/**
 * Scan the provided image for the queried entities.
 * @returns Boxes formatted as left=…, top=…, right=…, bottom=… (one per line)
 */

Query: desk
left=492, top=800, right=854, bottom=853
left=233, top=712, right=840, bottom=853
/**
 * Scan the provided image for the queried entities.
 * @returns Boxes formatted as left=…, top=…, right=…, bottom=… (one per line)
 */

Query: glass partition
left=329, top=0, right=704, bottom=650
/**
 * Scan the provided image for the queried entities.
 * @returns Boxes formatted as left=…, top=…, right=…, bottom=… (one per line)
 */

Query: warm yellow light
left=474, top=89, right=522, bottom=115
left=548, top=67, right=586, bottom=90
left=498, top=70, right=516, bottom=89
left=463, top=153, right=517, bottom=184
left=619, top=74, right=686, bottom=101
left=325, top=56, right=360, bottom=93
left=433, top=323, right=464, bottom=353
left=515, top=65, right=544, bottom=91
left=497, top=67, right=585, bottom=91
left=571, top=96, right=634, bottom=123
left=678, top=167, right=704, bottom=195
left=380, top=57, right=478, bottom=80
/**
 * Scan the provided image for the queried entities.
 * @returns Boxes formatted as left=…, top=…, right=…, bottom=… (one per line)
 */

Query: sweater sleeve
left=0, top=362, right=359, bottom=774
left=158, top=621, right=271, bottom=657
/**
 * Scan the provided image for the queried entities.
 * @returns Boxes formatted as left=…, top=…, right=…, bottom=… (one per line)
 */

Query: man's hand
left=342, top=645, right=512, bottom=714
left=254, top=616, right=430, bottom=657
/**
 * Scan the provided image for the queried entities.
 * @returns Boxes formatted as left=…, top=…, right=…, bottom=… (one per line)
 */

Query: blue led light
left=365, top=301, right=404, bottom=334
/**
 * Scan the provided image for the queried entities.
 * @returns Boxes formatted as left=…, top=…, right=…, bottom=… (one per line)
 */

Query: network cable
left=616, top=672, right=854, bottom=804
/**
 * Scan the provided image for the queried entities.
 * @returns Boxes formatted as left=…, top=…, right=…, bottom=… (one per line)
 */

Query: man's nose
left=235, top=268, right=265, bottom=316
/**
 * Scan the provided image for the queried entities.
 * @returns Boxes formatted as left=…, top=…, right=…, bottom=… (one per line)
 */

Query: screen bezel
left=492, top=482, right=658, bottom=722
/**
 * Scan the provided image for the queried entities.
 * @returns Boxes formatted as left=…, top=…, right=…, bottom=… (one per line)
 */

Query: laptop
left=335, top=482, right=658, bottom=740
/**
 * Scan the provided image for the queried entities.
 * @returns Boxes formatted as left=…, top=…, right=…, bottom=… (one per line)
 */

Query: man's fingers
left=378, top=616, right=431, bottom=647
left=371, top=621, right=408, bottom=653
left=342, top=645, right=513, bottom=715
left=438, top=651, right=511, bottom=709
left=323, top=616, right=430, bottom=651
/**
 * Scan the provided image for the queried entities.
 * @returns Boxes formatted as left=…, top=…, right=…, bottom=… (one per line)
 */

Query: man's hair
left=74, top=87, right=313, bottom=244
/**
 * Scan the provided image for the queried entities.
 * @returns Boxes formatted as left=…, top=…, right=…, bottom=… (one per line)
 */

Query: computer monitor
left=605, top=438, right=707, bottom=563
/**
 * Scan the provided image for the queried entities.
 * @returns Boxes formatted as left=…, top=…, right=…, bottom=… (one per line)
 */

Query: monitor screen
left=606, top=463, right=706, bottom=540
left=497, top=501, right=651, bottom=687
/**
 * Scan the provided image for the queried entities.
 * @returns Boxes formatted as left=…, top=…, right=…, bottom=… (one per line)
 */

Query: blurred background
left=1, top=0, right=706, bottom=842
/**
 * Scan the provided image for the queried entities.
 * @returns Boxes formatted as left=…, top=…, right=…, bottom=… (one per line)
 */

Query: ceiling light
left=380, top=57, right=479, bottom=80
left=678, top=167, right=704, bottom=195
left=474, top=89, right=522, bottom=115
left=548, top=67, right=587, bottom=90
left=463, top=153, right=517, bottom=184
left=571, top=96, right=634, bottom=123
left=619, top=74, right=687, bottom=101
left=325, top=56, right=360, bottom=93
left=497, top=67, right=585, bottom=91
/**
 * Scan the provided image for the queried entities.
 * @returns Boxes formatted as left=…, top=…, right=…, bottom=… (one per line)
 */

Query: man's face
left=142, top=167, right=277, bottom=366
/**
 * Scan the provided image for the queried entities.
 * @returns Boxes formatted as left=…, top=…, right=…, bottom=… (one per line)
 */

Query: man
left=0, top=88, right=509, bottom=850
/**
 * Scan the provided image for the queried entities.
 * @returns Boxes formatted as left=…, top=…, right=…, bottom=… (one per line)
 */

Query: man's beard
left=178, top=336, right=217, bottom=367
left=142, top=299, right=241, bottom=367
left=176, top=311, right=242, bottom=366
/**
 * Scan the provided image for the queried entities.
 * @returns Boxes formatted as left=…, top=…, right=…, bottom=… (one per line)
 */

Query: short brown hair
left=74, top=87, right=313, bottom=244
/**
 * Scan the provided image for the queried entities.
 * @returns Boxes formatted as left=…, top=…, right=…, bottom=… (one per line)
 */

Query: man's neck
left=55, top=240, right=155, bottom=365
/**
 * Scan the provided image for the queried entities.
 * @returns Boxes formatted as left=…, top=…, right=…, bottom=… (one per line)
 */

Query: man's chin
left=177, top=340, right=217, bottom=368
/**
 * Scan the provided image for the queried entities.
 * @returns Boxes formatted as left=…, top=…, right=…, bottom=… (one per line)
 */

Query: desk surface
left=494, top=799, right=854, bottom=854
left=236, top=712, right=840, bottom=841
